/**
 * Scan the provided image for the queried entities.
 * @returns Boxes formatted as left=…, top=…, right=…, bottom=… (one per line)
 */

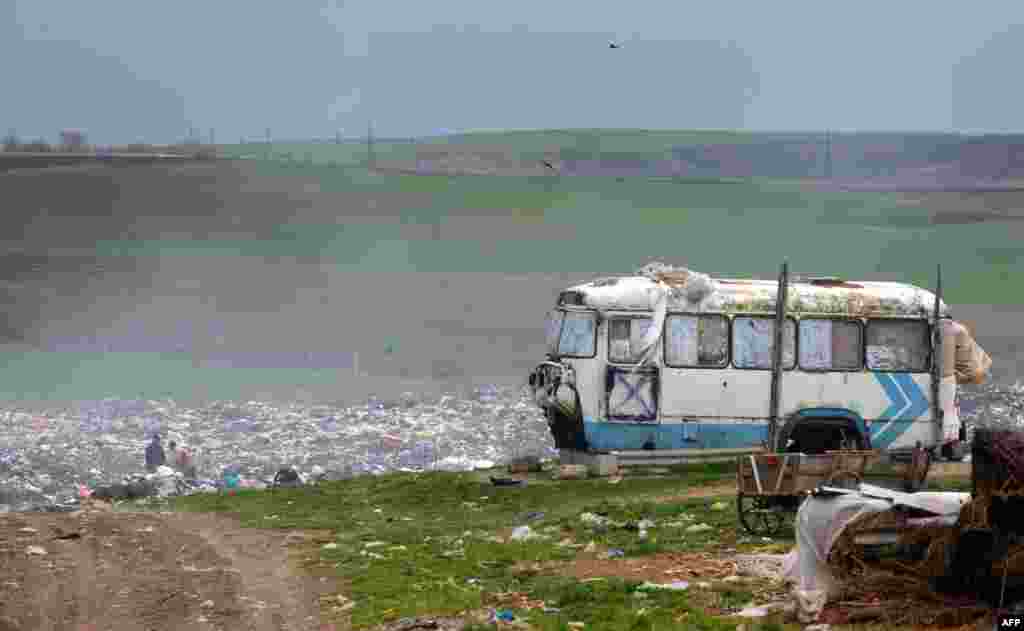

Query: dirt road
left=0, top=507, right=343, bottom=631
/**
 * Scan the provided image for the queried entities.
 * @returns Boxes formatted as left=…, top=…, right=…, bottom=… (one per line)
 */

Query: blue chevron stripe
left=872, top=373, right=904, bottom=421
left=898, top=373, right=930, bottom=420
left=871, top=372, right=931, bottom=449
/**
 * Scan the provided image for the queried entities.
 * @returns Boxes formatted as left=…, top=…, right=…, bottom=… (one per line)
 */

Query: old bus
left=528, top=264, right=990, bottom=473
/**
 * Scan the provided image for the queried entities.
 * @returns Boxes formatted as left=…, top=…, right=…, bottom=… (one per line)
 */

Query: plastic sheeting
left=733, top=317, right=796, bottom=369
left=785, top=488, right=971, bottom=621
left=940, top=375, right=961, bottom=443
left=789, top=494, right=893, bottom=595
left=799, top=319, right=833, bottom=370
left=635, top=261, right=717, bottom=304
left=942, top=319, right=992, bottom=385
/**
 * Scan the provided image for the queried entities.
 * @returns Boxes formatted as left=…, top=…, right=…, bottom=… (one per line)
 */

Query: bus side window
left=732, top=316, right=796, bottom=370
left=799, top=319, right=862, bottom=371
left=665, top=314, right=729, bottom=367
left=608, top=317, right=653, bottom=363
left=865, top=320, right=929, bottom=372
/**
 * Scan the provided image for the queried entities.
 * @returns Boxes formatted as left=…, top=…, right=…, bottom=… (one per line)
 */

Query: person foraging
left=144, top=434, right=165, bottom=472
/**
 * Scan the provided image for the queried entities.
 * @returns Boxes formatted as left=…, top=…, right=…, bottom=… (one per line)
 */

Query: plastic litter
left=490, top=477, right=525, bottom=487
left=579, top=513, right=610, bottom=527
left=510, top=526, right=537, bottom=541
left=605, top=548, right=625, bottom=558
left=736, top=605, right=771, bottom=618
left=637, top=581, right=689, bottom=591
left=0, top=388, right=557, bottom=512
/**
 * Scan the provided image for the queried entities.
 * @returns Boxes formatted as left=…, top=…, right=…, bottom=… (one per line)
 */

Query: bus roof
left=560, top=272, right=950, bottom=318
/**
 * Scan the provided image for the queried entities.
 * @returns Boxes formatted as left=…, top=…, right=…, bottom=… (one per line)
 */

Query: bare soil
left=560, top=551, right=737, bottom=584
left=0, top=506, right=344, bottom=631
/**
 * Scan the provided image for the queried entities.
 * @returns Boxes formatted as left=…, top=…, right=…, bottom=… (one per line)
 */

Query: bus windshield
left=556, top=311, right=597, bottom=357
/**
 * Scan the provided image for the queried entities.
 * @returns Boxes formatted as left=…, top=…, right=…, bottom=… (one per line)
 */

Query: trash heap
left=959, top=380, right=1024, bottom=444
left=795, top=421, right=1024, bottom=626
left=0, top=386, right=556, bottom=512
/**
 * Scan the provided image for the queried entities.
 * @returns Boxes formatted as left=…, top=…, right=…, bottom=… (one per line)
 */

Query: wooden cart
left=735, top=450, right=877, bottom=536
left=735, top=447, right=932, bottom=536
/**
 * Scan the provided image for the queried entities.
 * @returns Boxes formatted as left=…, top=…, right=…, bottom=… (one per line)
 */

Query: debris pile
left=786, top=425, right=1024, bottom=625
left=636, top=261, right=717, bottom=304
left=958, top=380, right=1024, bottom=444
left=0, top=387, right=556, bottom=512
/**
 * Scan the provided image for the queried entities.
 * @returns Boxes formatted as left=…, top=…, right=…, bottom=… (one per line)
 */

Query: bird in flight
left=609, top=41, right=621, bottom=49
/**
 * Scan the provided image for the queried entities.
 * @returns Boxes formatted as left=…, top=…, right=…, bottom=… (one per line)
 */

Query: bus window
left=665, top=314, right=729, bottom=368
left=733, top=316, right=796, bottom=370
left=799, top=319, right=862, bottom=371
left=545, top=310, right=564, bottom=354
left=557, top=311, right=597, bottom=357
left=608, top=317, right=654, bottom=363
left=865, top=320, right=930, bottom=372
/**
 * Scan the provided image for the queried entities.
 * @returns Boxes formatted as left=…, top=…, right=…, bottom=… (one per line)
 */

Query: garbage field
left=0, top=385, right=557, bottom=513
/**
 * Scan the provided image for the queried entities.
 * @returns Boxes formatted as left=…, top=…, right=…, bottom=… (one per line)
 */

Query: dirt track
left=0, top=508, right=343, bottom=631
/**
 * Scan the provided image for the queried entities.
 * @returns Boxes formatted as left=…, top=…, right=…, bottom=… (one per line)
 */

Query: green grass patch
left=171, top=460, right=970, bottom=628
left=171, top=466, right=800, bottom=628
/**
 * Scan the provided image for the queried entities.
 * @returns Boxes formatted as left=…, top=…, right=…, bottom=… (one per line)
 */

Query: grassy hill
left=222, top=128, right=1024, bottom=182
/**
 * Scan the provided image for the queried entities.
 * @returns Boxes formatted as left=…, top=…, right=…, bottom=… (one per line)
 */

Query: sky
left=3, top=1, right=1023, bottom=144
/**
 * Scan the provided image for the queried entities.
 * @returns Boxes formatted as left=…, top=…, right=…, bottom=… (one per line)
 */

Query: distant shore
left=0, top=150, right=221, bottom=173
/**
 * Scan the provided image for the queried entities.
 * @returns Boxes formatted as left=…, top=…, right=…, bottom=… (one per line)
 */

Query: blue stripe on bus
left=582, top=416, right=926, bottom=451
left=582, top=417, right=769, bottom=450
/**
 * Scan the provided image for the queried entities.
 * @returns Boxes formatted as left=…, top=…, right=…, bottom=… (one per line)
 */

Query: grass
left=173, top=462, right=805, bottom=630
left=170, top=458, right=982, bottom=630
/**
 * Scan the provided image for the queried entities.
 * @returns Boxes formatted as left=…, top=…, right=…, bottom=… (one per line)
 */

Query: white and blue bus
left=528, top=264, right=989, bottom=471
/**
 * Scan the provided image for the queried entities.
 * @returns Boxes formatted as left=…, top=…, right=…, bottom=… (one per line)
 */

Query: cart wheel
left=825, top=470, right=862, bottom=490
left=903, top=448, right=932, bottom=492
left=736, top=493, right=787, bottom=537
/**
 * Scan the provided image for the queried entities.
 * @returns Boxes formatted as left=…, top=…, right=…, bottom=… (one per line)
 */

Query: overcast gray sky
left=3, top=1, right=1022, bottom=144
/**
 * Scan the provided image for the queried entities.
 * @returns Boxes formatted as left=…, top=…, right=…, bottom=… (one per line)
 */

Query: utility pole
left=366, top=120, right=376, bottom=169
left=824, top=130, right=833, bottom=179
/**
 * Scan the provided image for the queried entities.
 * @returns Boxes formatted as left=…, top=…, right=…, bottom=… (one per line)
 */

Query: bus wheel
left=736, top=493, right=787, bottom=537
left=788, top=423, right=867, bottom=455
